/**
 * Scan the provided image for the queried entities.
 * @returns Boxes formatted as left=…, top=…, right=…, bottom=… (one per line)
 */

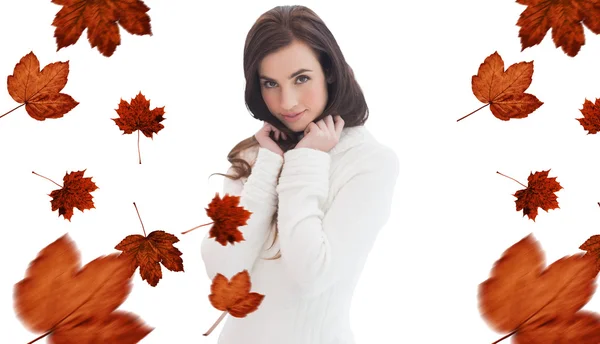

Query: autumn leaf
left=513, top=311, right=600, bottom=343
left=112, top=92, right=165, bottom=164
left=459, top=52, right=543, bottom=122
left=115, top=202, right=183, bottom=287
left=33, top=170, right=98, bottom=221
left=579, top=234, right=600, bottom=272
left=478, top=234, right=600, bottom=343
left=203, top=270, right=265, bottom=336
left=515, top=0, right=600, bottom=57
left=513, top=170, right=562, bottom=221
left=497, top=170, right=562, bottom=221
left=3, top=52, right=78, bottom=120
left=51, top=0, right=152, bottom=57
left=576, top=98, right=600, bottom=134
left=13, top=234, right=153, bottom=343
left=182, top=193, right=252, bottom=246
left=115, top=230, right=184, bottom=287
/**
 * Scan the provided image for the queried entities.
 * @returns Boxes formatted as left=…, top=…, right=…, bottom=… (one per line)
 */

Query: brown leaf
left=112, top=92, right=165, bottom=137
left=208, top=270, right=264, bottom=318
left=579, top=234, right=600, bottom=272
left=206, top=193, right=252, bottom=246
left=112, top=92, right=165, bottom=163
left=576, top=98, right=600, bottom=134
left=49, top=169, right=99, bottom=221
left=52, top=311, right=152, bottom=343
left=6, top=52, right=78, bottom=120
left=115, top=230, right=184, bottom=287
left=51, top=0, right=152, bottom=57
left=513, top=169, right=562, bottom=221
left=478, top=234, right=598, bottom=343
left=13, top=234, right=153, bottom=342
left=515, top=0, right=600, bottom=57
left=471, top=51, right=543, bottom=120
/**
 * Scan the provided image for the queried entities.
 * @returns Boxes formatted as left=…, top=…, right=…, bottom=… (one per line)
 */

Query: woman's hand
left=296, top=115, right=344, bottom=152
left=255, top=121, right=288, bottom=157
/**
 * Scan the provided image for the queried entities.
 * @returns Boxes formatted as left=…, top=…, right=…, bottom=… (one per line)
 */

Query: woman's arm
left=200, top=147, right=283, bottom=280
left=276, top=146, right=400, bottom=297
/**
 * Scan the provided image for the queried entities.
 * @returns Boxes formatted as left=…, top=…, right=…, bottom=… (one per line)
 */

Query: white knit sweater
left=201, top=125, right=399, bottom=344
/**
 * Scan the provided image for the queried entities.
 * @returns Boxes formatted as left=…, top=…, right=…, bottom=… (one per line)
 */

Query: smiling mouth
left=283, top=110, right=305, bottom=119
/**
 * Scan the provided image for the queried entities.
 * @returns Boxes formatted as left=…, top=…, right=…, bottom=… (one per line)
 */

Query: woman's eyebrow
left=259, top=68, right=313, bottom=81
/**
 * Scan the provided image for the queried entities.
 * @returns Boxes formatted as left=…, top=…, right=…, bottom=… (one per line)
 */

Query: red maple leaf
left=515, top=0, right=600, bottom=57
left=115, top=230, right=184, bottom=287
left=33, top=170, right=98, bottom=221
left=51, top=0, right=152, bottom=57
left=4, top=52, right=78, bottom=121
left=512, top=170, right=562, bottom=221
left=577, top=98, right=600, bottom=134
left=580, top=234, right=600, bottom=272
left=182, top=193, right=252, bottom=246
left=14, top=234, right=153, bottom=343
left=112, top=92, right=165, bottom=164
left=459, top=52, right=543, bottom=122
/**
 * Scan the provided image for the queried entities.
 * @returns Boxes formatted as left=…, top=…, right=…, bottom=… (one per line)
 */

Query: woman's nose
left=279, top=87, right=298, bottom=110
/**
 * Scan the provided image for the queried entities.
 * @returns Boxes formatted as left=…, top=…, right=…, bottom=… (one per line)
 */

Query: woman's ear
left=324, top=68, right=334, bottom=84
left=326, top=72, right=334, bottom=84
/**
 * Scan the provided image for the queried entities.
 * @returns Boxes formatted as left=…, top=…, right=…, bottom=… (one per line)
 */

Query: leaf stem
left=133, top=202, right=147, bottom=236
left=203, top=311, right=228, bottom=336
left=1, top=103, right=25, bottom=119
left=138, top=130, right=141, bottom=164
left=457, top=103, right=490, bottom=122
left=32, top=171, right=62, bottom=188
left=182, top=222, right=214, bottom=235
left=496, top=171, right=526, bottom=188
left=491, top=329, right=517, bottom=344
left=28, top=331, right=51, bottom=344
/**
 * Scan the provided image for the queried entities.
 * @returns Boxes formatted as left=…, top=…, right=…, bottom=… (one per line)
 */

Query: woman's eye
left=263, top=75, right=310, bottom=89
left=297, top=75, right=309, bottom=83
left=264, top=81, right=276, bottom=88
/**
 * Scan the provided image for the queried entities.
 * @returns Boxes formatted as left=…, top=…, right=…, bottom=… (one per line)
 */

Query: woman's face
left=258, top=40, right=329, bottom=132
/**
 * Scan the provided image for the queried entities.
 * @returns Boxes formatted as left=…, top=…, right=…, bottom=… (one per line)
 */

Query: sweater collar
left=245, top=125, right=371, bottom=164
left=328, top=125, right=371, bottom=155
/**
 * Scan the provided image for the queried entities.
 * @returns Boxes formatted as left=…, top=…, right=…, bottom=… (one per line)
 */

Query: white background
left=2, top=1, right=600, bottom=343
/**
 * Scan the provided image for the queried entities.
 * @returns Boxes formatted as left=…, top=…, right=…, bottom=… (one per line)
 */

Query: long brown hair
left=210, top=5, right=369, bottom=260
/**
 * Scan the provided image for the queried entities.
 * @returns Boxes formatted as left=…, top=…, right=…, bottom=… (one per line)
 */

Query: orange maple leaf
left=51, top=0, right=152, bottom=57
left=34, top=169, right=98, bottom=221
left=3, top=52, right=78, bottom=121
left=515, top=0, right=600, bottom=57
left=514, top=311, right=600, bottom=343
left=576, top=98, right=600, bottom=134
left=203, top=269, right=265, bottom=336
left=13, top=234, right=153, bottom=343
left=189, top=193, right=252, bottom=245
left=459, top=51, right=543, bottom=122
left=112, top=92, right=165, bottom=164
left=115, top=230, right=184, bottom=287
left=510, top=169, right=562, bottom=221
left=479, top=234, right=600, bottom=344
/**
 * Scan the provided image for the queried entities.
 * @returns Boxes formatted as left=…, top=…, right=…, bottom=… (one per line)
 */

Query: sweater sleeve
left=200, top=147, right=283, bottom=280
left=276, top=146, right=400, bottom=297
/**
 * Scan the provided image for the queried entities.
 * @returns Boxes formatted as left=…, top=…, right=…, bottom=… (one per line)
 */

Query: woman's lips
left=283, top=110, right=305, bottom=122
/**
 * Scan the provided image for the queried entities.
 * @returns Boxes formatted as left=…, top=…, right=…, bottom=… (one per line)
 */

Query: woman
left=201, top=5, right=399, bottom=344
